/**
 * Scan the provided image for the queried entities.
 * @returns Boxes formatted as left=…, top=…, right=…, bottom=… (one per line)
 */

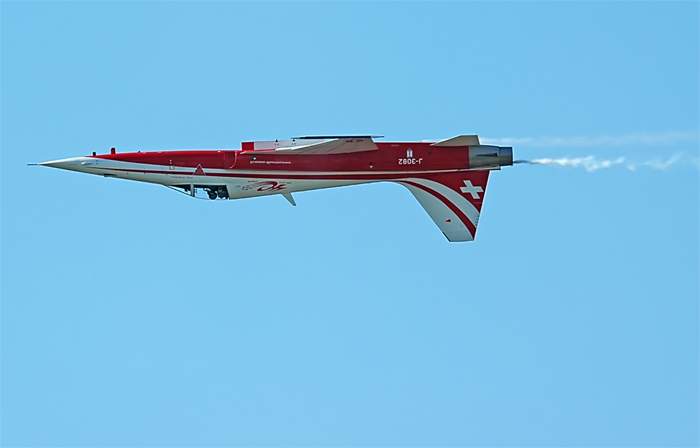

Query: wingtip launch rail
left=38, top=134, right=513, bottom=242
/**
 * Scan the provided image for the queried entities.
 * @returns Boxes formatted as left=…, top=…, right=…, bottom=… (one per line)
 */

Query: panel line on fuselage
left=84, top=163, right=472, bottom=179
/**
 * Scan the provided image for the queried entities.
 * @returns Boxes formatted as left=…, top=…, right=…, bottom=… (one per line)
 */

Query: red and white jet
left=39, top=135, right=513, bottom=242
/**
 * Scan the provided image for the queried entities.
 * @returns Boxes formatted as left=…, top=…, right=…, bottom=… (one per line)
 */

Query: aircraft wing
left=397, top=170, right=490, bottom=242
left=273, top=137, right=378, bottom=155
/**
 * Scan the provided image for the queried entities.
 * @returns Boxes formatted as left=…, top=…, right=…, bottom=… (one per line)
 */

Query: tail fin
left=397, top=171, right=490, bottom=242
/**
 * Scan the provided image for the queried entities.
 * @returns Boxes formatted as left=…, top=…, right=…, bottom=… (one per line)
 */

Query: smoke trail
left=625, top=154, right=687, bottom=171
left=529, top=156, right=625, bottom=171
left=516, top=154, right=697, bottom=172
left=483, top=131, right=698, bottom=148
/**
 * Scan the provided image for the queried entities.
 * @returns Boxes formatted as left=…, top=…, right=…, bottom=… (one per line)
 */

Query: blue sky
left=1, top=2, right=698, bottom=447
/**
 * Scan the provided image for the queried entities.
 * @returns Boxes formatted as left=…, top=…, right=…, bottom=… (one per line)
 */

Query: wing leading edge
left=273, top=137, right=378, bottom=155
left=397, top=171, right=490, bottom=242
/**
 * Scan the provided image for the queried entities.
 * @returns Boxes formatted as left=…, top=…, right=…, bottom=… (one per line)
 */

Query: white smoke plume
left=482, top=131, right=698, bottom=148
left=516, top=154, right=697, bottom=172
left=526, top=156, right=624, bottom=171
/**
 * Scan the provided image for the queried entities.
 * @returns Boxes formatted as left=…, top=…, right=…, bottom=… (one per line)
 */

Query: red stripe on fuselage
left=90, top=167, right=474, bottom=181
left=92, top=166, right=472, bottom=182
left=92, top=142, right=471, bottom=173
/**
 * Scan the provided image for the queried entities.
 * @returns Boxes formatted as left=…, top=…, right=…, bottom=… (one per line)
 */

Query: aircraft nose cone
left=39, top=157, right=88, bottom=172
left=39, top=160, right=65, bottom=168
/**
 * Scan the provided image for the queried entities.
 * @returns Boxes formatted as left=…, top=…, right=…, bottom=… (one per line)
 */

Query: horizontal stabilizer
left=431, top=135, right=480, bottom=147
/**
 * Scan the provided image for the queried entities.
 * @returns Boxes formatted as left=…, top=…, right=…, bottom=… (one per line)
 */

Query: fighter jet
left=38, top=135, right=513, bottom=242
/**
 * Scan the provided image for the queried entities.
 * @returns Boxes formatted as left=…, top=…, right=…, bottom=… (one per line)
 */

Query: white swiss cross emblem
left=460, top=180, right=483, bottom=199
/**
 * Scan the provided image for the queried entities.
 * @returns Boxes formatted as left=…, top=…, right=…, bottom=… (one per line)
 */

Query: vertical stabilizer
left=397, top=171, right=490, bottom=242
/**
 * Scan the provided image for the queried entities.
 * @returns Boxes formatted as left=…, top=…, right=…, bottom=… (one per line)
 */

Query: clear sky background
left=1, top=2, right=698, bottom=447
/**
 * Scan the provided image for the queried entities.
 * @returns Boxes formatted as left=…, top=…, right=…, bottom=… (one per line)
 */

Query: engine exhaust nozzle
left=468, top=145, right=514, bottom=170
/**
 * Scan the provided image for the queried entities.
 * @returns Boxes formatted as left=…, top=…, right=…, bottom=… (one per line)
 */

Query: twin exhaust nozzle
left=468, top=145, right=514, bottom=170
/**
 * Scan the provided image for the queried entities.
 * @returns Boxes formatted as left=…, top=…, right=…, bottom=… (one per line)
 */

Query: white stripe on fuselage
left=62, top=157, right=475, bottom=180
left=47, top=157, right=483, bottom=202
left=85, top=159, right=469, bottom=177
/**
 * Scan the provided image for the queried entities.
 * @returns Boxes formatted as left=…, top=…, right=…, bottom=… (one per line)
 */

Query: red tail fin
left=397, top=171, right=490, bottom=242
